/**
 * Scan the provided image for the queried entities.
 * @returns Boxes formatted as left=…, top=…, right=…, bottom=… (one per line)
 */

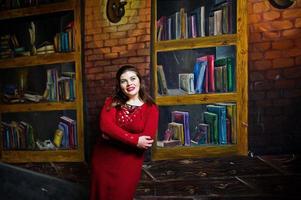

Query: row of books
left=54, top=21, right=75, bottom=53
left=0, top=115, right=77, bottom=150
left=0, top=0, right=62, bottom=10
left=45, top=68, right=76, bottom=102
left=0, top=20, right=74, bottom=59
left=157, top=103, right=237, bottom=148
left=157, top=55, right=235, bottom=95
left=157, top=0, right=234, bottom=41
left=1, top=121, right=35, bottom=150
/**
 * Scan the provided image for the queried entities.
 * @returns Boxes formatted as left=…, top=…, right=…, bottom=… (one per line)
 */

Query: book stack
left=0, top=35, right=13, bottom=59
left=58, top=116, right=77, bottom=149
left=1, top=121, right=35, bottom=150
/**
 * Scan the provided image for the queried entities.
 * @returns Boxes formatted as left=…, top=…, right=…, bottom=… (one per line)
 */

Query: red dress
left=90, top=97, right=159, bottom=200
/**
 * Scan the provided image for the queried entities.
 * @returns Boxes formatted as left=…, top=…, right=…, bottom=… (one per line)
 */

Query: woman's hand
left=137, top=136, right=154, bottom=149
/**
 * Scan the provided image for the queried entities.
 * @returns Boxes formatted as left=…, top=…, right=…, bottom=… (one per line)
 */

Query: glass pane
left=156, top=0, right=237, bottom=40
left=0, top=62, right=76, bottom=103
left=157, top=45, right=236, bottom=96
left=1, top=110, right=77, bottom=150
left=157, top=103, right=237, bottom=147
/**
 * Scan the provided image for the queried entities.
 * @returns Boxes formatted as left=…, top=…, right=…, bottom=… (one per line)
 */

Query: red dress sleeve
left=139, top=104, right=159, bottom=139
left=99, top=97, right=139, bottom=147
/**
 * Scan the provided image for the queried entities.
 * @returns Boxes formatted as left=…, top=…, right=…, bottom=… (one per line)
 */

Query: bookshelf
left=0, top=0, right=84, bottom=163
left=151, top=0, right=248, bottom=160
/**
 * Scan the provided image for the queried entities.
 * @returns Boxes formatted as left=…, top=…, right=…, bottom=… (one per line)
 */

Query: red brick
left=253, top=2, right=270, bottom=13
left=295, top=18, right=301, bottom=28
left=104, top=39, right=118, bottom=47
left=104, top=52, right=118, bottom=59
left=282, top=28, right=301, bottom=38
left=87, top=54, right=104, bottom=62
left=128, top=43, right=146, bottom=50
left=128, top=29, right=146, bottom=36
left=263, top=11, right=280, bottom=21
left=249, top=52, right=264, bottom=60
left=137, top=35, right=150, bottom=42
left=95, top=60, right=111, bottom=67
left=262, top=31, right=281, bottom=41
left=273, top=58, right=295, bottom=68
left=112, top=45, right=127, bottom=53
left=265, top=50, right=282, bottom=59
left=254, top=42, right=271, bottom=51
left=112, top=58, right=128, bottom=65
left=254, top=60, right=272, bottom=70
left=272, top=40, right=294, bottom=49
left=248, top=14, right=262, bottom=24
left=119, top=37, right=137, bottom=45
left=119, top=50, right=137, bottom=57
left=249, top=32, right=262, bottom=42
left=283, top=9, right=301, bottom=19
left=95, top=47, right=110, bottom=54
left=110, top=32, right=127, bottom=39
left=128, top=56, right=145, bottom=63
left=137, top=49, right=150, bottom=56
left=118, top=24, right=137, bottom=31
left=86, top=67, right=104, bottom=74
left=103, top=26, right=117, bottom=33
left=284, top=48, right=301, bottom=57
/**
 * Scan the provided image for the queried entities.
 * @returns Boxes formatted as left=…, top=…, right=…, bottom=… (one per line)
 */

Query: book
left=207, top=105, right=227, bottom=144
left=157, top=65, right=168, bottom=95
left=191, top=123, right=209, bottom=145
left=203, top=112, right=218, bottom=144
left=171, top=111, right=190, bottom=146
left=178, top=73, right=195, bottom=94
left=168, top=122, right=184, bottom=145
left=157, top=140, right=181, bottom=147
left=216, top=102, right=237, bottom=143
left=193, top=60, right=207, bottom=93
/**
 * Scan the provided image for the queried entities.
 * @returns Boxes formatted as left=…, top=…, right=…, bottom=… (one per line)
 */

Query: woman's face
left=120, top=70, right=140, bottom=99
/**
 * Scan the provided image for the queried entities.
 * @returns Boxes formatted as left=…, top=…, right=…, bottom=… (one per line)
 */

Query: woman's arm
left=99, top=98, right=139, bottom=147
left=138, top=104, right=159, bottom=139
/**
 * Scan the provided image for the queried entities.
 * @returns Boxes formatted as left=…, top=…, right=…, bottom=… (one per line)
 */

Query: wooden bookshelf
left=151, top=0, right=248, bottom=160
left=0, top=0, right=84, bottom=163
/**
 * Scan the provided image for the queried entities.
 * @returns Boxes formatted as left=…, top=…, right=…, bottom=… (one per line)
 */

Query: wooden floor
left=7, top=154, right=301, bottom=200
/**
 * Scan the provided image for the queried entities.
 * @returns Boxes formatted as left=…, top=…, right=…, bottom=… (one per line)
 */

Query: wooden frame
left=151, top=0, right=248, bottom=160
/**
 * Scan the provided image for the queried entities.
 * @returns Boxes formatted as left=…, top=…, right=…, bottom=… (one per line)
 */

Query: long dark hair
left=111, top=65, right=155, bottom=108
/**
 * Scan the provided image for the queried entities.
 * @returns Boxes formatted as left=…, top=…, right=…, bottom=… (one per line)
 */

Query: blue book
left=206, top=105, right=227, bottom=144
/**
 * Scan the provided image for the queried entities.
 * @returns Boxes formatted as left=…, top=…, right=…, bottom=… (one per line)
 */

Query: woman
left=90, top=65, right=159, bottom=200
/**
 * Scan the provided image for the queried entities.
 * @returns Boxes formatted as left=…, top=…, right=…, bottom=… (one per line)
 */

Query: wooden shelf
left=0, top=52, right=76, bottom=69
left=0, top=0, right=76, bottom=20
left=0, top=102, right=77, bottom=113
left=155, top=34, right=237, bottom=52
left=156, top=92, right=238, bottom=106
left=152, top=145, right=237, bottom=160
left=1, top=149, right=84, bottom=163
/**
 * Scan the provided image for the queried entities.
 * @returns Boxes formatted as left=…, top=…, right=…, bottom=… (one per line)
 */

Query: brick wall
left=84, top=0, right=151, bottom=153
left=248, top=0, right=301, bottom=154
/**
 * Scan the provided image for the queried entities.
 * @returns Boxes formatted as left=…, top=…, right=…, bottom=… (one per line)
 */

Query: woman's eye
left=130, top=77, right=136, bottom=81
left=120, top=80, right=126, bottom=84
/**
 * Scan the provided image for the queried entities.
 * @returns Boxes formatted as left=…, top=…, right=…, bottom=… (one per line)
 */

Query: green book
left=203, top=112, right=218, bottom=144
